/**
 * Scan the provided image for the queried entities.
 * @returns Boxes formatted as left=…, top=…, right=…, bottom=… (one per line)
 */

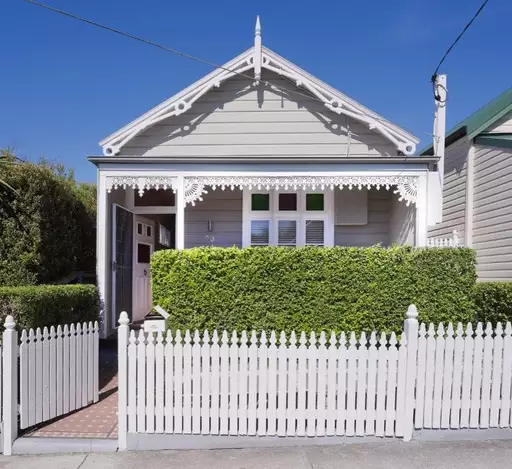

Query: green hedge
left=474, top=282, right=512, bottom=325
left=152, top=246, right=477, bottom=334
left=0, top=150, right=96, bottom=286
left=0, top=285, right=100, bottom=330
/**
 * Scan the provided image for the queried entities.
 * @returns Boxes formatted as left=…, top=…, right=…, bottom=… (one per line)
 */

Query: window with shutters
left=243, top=190, right=333, bottom=247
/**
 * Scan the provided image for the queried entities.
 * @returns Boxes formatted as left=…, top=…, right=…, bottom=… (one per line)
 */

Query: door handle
left=144, top=269, right=148, bottom=276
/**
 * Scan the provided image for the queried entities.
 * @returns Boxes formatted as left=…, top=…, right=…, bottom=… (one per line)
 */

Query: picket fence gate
left=118, top=305, right=512, bottom=450
left=1, top=316, right=100, bottom=455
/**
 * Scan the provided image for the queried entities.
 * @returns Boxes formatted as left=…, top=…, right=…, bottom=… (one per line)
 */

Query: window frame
left=243, top=188, right=334, bottom=248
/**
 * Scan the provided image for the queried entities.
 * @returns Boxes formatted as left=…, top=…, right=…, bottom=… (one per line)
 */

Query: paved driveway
left=0, top=440, right=511, bottom=468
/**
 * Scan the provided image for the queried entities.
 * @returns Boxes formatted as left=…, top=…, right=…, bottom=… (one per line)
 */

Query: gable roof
left=100, top=22, right=419, bottom=157
left=421, top=87, right=512, bottom=155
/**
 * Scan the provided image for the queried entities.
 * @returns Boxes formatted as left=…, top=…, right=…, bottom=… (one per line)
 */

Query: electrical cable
left=431, top=0, right=490, bottom=94
left=24, top=0, right=411, bottom=133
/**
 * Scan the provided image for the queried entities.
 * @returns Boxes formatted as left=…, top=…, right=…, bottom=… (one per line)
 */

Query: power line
left=23, top=0, right=329, bottom=107
left=431, top=0, right=490, bottom=84
left=24, top=0, right=406, bottom=133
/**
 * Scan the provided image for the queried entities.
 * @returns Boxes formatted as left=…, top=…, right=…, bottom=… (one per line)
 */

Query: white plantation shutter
left=278, top=220, right=297, bottom=246
left=251, top=220, right=270, bottom=245
left=305, top=220, right=324, bottom=245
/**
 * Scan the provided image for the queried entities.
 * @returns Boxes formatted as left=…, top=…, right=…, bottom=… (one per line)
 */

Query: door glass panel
left=137, top=243, right=151, bottom=263
left=114, top=205, right=133, bottom=321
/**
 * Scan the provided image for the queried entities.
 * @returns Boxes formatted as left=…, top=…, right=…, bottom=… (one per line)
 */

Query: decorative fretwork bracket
left=101, top=19, right=418, bottom=157
left=183, top=175, right=418, bottom=206
left=105, top=176, right=176, bottom=197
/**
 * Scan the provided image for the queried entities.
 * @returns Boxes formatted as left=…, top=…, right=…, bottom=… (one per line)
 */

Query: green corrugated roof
left=420, top=87, right=512, bottom=155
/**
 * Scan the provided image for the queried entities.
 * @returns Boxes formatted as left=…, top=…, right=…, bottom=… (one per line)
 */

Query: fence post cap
left=406, top=304, right=418, bottom=320
left=4, top=315, right=15, bottom=330
left=118, top=311, right=130, bottom=326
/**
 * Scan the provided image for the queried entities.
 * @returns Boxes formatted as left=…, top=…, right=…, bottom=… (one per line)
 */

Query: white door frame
left=111, top=203, right=135, bottom=328
left=132, top=215, right=155, bottom=321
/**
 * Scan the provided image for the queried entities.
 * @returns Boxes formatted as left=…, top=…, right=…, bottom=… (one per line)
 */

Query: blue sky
left=1, top=0, right=510, bottom=182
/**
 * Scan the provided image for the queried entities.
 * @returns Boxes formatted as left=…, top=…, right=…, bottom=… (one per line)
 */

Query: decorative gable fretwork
left=100, top=19, right=418, bottom=158
left=184, top=175, right=418, bottom=206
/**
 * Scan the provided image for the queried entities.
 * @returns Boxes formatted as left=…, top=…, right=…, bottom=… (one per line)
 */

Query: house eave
left=88, top=155, right=438, bottom=166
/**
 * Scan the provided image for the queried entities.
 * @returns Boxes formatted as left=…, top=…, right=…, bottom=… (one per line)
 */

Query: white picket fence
left=415, top=321, right=512, bottom=430
left=19, top=322, right=100, bottom=429
left=427, top=229, right=460, bottom=247
left=0, top=316, right=100, bottom=455
left=117, top=307, right=512, bottom=449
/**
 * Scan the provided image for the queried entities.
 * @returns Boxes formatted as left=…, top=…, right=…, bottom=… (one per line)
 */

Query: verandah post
left=3, top=316, right=18, bottom=455
left=175, top=175, right=185, bottom=250
left=118, top=312, right=130, bottom=451
left=403, top=304, right=419, bottom=442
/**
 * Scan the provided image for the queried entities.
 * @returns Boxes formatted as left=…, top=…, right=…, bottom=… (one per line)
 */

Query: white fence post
left=3, top=316, right=18, bottom=455
left=118, top=312, right=130, bottom=451
left=403, top=305, right=419, bottom=442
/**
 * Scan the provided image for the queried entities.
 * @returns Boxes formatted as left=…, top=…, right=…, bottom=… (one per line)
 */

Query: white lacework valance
left=184, top=175, right=418, bottom=206
left=106, top=176, right=176, bottom=197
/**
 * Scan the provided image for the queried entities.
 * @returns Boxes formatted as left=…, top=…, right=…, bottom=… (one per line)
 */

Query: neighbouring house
left=90, top=19, right=442, bottom=335
left=422, top=88, right=512, bottom=282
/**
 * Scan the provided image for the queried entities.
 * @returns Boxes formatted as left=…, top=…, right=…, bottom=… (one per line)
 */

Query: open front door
left=112, top=204, right=134, bottom=324
left=133, top=216, right=154, bottom=322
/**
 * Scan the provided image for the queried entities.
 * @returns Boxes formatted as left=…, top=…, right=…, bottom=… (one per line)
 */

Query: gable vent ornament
left=101, top=17, right=417, bottom=157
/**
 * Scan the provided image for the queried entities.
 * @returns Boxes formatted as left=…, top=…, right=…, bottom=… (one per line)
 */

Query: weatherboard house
left=89, top=19, right=444, bottom=335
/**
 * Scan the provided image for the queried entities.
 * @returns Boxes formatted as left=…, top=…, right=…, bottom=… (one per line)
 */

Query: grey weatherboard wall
left=184, top=188, right=398, bottom=248
left=118, top=70, right=397, bottom=160
left=473, top=145, right=512, bottom=281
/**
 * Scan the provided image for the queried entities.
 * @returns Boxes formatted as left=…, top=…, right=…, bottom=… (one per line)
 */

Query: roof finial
left=254, top=16, right=262, bottom=83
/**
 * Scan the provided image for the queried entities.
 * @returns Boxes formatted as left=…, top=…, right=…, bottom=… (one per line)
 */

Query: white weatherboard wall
left=472, top=146, right=512, bottom=281
left=428, top=138, right=470, bottom=240
left=118, top=70, right=397, bottom=159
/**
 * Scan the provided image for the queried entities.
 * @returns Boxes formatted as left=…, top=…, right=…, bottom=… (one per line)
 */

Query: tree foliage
left=0, top=149, right=96, bottom=286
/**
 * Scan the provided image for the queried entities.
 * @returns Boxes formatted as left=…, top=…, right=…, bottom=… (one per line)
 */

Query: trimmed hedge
left=0, top=285, right=100, bottom=330
left=152, top=246, right=477, bottom=334
left=474, top=282, right=512, bottom=325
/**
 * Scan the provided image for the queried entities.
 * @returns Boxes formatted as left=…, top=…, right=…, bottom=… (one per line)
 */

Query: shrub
left=152, top=246, right=477, bottom=334
left=474, top=282, right=512, bottom=325
left=0, top=285, right=100, bottom=330
left=0, top=150, right=96, bottom=285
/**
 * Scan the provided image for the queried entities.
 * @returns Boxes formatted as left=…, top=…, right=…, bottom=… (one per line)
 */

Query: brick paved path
left=24, top=345, right=118, bottom=439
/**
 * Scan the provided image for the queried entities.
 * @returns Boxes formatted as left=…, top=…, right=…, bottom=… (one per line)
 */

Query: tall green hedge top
left=0, top=150, right=96, bottom=286
left=152, top=246, right=477, bottom=334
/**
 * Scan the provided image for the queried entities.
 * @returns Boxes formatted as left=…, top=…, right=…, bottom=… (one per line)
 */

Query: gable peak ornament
left=254, top=16, right=262, bottom=83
